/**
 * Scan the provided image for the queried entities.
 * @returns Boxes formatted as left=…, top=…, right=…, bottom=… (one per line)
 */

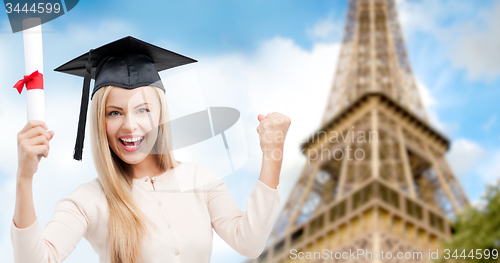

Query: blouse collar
left=132, top=162, right=184, bottom=185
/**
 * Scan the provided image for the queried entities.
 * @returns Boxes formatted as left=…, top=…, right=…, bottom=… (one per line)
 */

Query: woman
left=11, top=36, right=291, bottom=263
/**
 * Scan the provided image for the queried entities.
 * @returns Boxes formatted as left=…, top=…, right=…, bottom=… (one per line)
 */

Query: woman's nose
left=122, top=114, right=139, bottom=132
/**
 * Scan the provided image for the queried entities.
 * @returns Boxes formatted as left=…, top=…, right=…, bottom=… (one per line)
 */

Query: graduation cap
left=54, top=36, right=197, bottom=161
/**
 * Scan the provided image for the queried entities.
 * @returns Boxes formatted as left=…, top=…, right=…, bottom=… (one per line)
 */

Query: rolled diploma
left=22, top=18, right=45, bottom=122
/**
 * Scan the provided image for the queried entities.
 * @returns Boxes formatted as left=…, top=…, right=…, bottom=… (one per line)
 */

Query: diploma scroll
left=22, top=18, right=45, bottom=122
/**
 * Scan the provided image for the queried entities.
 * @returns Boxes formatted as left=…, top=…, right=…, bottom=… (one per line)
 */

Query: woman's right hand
left=17, top=120, right=55, bottom=180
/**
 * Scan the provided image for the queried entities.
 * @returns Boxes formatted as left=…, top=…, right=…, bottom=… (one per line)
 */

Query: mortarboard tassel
left=73, top=49, right=94, bottom=161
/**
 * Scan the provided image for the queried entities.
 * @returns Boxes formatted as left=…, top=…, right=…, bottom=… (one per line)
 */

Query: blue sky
left=49, top=0, right=346, bottom=53
left=1, top=0, right=500, bottom=262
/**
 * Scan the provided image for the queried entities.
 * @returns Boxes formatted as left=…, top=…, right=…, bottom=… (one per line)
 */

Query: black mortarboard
left=54, top=36, right=197, bottom=161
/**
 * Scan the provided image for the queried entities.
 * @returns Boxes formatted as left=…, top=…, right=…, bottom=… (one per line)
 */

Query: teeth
left=121, top=137, right=143, bottom=143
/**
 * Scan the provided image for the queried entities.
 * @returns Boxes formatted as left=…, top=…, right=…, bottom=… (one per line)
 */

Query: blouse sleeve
left=206, top=177, right=281, bottom=259
left=10, top=184, right=92, bottom=263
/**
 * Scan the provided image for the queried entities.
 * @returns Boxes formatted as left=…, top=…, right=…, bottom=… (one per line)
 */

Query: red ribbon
left=13, top=70, right=44, bottom=94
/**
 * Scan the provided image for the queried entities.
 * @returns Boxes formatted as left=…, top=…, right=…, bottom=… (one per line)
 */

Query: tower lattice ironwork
left=246, top=0, right=469, bottom=262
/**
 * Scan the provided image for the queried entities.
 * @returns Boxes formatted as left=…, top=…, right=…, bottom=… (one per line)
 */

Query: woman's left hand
left=256, top=112, right=291, bottom=159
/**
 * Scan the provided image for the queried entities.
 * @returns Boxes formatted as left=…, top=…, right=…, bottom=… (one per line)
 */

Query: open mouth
left=119, top=136, right=145, bottom=151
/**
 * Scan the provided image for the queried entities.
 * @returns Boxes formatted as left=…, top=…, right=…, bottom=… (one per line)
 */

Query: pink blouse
left=10, top=162, right=281, bottom=263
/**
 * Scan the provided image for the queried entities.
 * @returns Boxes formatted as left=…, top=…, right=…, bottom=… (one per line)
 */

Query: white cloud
left=416, top=80, right=458, bottom=135
left=416, top=80, right=436, bottom=109
left=397, top=0, right=475, bottom=40
left=397, top=0, right=441, bottom=37
left=398, top=0, right=500, bottom=81
left=446, top=138, right=486, bottom=178
left=59, top=19, right=140, bottom=48
left=445, top=138, right=500, bottom=205
left=446, top=138, right=500, bottom=195
left=451, top=1, right=500, bottom=81
left=306, top=15, right=341, bottom=41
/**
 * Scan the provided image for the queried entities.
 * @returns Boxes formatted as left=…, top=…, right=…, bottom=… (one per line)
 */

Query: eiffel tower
left=246, top=0, right=469, bottom=262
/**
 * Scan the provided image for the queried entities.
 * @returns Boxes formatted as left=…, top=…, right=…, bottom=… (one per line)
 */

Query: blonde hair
left=90, top=85, right=178, bottom=263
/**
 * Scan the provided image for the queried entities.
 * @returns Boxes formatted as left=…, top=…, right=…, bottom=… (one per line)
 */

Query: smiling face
left=105, top=86, right=161, bottom=165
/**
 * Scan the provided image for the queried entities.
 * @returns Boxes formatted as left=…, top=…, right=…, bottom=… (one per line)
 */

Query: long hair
left=89, top=85, right=178, bottom=263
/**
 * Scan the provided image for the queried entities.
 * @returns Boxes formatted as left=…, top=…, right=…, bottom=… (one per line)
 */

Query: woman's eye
left=138, top=108, right=150, bottom=114
left=109, top=111, right=120, bottom=116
